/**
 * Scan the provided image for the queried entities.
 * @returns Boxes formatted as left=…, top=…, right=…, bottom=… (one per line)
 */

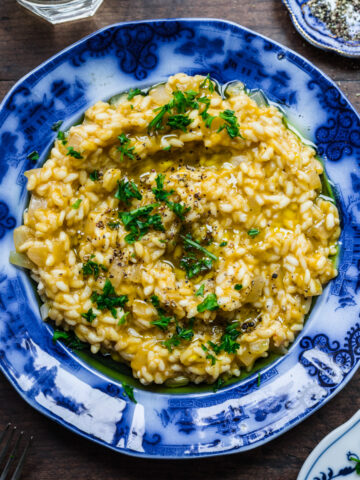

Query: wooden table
left=1, top=0, right=359, bottom=478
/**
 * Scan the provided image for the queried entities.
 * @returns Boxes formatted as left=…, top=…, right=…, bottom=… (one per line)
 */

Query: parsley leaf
left=201, top=344, right=217, bottom=365
left=118, top=311, right=129, bottom=325
left=197, top=293, right=219, bottom=313
left=52, top=330, right=87, bottom=350
left=163, top=145, right=171, bottom=151
left=167, top=114, right=192, bottom=132
left=119, top=203, right=164, bottom=244
left=117, top=133, right=136, bottom=161
left=67, top=146, right=83, bottom=159
left=71, top=199, right=82, bottom=209
left=217, top=109, right=243, bottom=139
left=248, top=228, right=260, bottom=237
left=200, top=74, right=215, bottom=93
left=127, top=88, right=145, bottom=101
left=220, top=241, right=227, bottom=247
left=115, top=178, right=142, bottom=205
left=81, top=308, right=96, bottom=323
left=211, top=322, right=241, bottom=354
left=122, top=382, right=137, bottom=403
left=51, top=120, right=63, bottom=131
left=182, top=234, right=218, bottom=261
left=350, top=457, right=360, bottom=474
left=91, top=279, right=128, bottom=318
left=82, top=256, right=107, bottom=279
left=57, top=130, right=67, bottom=145
left=195, top=284, right=205, bottom=297
left=180, top=255, right=213, bottom=279
left=166, top=200, right=190, bottom=220
left=148, top=104, right=171, bottom=131
left=234, top=284, right=243, bottom=291
left=108, top=221, right=120, bottom=229
left=89, top=170, right=99, bottom=181
left=257, top=372, right=261, bottom=387
left=163, top=324, right=194, bottom=352
left=150, top=295, right=173, bottom=330
left=152, top=173, right=173, bottom=202
left=27, top=151, right=39, bottom=162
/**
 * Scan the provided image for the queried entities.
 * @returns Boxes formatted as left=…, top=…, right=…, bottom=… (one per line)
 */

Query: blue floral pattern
left=0, top=19, right=359, bottom=459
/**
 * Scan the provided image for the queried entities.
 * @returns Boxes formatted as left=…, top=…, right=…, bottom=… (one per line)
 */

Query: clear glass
left=16, top=0, right=104, bottom=24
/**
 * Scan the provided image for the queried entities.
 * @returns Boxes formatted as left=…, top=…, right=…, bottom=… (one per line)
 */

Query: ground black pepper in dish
left=307, top=0, right=360, bottom=41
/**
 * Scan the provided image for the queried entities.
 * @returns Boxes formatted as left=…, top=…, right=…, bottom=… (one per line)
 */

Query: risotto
left=12, top=73, right=340, bottom=386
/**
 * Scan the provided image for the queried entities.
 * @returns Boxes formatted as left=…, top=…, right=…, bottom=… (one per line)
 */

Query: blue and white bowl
left=0, top=19, right=360, bottom=459
left=282, top=0, right=360, bottom=57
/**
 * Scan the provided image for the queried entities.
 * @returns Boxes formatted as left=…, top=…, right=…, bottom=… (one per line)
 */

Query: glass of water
left=16, top=0, right=104, bottom=24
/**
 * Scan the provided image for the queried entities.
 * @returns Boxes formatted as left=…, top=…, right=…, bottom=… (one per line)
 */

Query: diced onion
left=9, top=250, right=34, bottom=269
left=165, top=376, right=189, bottom=387
left=40, top=303, right=50, bottom=321
left=13, top=225, right=32, bottom=249
left=249, top=90, right=268, bottom=107
left=224, top=81, right=245, bottom=97
left=149, top=84, right=171, bottom=104
left=109, top=92, right=128, bottom=106
left=246, top=276, right=265, bottom=302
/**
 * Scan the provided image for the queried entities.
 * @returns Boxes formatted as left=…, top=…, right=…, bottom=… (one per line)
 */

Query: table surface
left=0, top=0, right=359, bottom=478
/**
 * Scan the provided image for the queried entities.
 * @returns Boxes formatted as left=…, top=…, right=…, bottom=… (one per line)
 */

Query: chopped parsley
left=89, top=170, right=99, bottom=181
left=234, top=284, right=243, bottom=291
left=119, top=203, right=164, bottom=244
left=257, top=372, right=261, bottom=387
left=51, top=120, right=63, bottom=131
left=180, top=255, right=213, bottom=279
left=150, top=295, right=173, bottom=331
left=217, top=109, right=243, bottom=139
left=197, top=293, right=219, bottom=313
left=117, top=133, right=136, bottom=161
left=220, top=241, right=227, bottom=247
left=115, top=178, right=142, bottom=205
left=162, top=145, right=171, bottom=151
left=153, top=174, right=190, bottom=220
left=148, top=104, right=170, bottom=131
left=122, top=382, right=137, bottom=403
left=118, top=311, right=129, bottom=325
left=195, top=284, right=205, bottom=297
left=82, top=255, right=107, bottom=279
left=181, top=234, right=218, bottom=261
left=167, top=114, right=192, bottom=132
left=108, top=221, right=120, bottom=229
left=91, top=279, right=128, bottom=318
left=81, top=308, right=96, bottom=323
left=67, top=146, right=83, bottom=159
left=163, top=324, right=194, bottom=352
left=200, top=74, right=215, bottom=93
left=71, top=199, right=82, bottom=209
left=247, top=228, right=260, bottom=238
left=52, top=330, right=87, bottom=350
left=210, top=322, right=241, bottom=354
left=57, top=130, right=67, bottom=145
left=201, top=344, right=217, bottom=365
left=27, top=151, right=39, bottom=162
left=213, top=377, right=225, bottom=392
left=349, top=457, right=360, bottom=474
left=127, top=88, right=146, bottom=101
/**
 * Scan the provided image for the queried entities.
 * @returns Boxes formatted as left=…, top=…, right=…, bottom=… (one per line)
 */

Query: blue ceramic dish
left=0, top=19, right=360, bottom=459
left=282, top=0, right=360, bottom=57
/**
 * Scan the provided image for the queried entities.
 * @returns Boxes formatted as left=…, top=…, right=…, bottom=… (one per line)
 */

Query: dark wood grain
left=0, top=0, right=359, bottom=478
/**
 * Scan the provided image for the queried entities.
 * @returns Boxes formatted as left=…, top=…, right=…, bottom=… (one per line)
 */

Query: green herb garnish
left=247, top=228, right=260, bottom=238
left=200, top=74, right=215, bottom=93
left=108, top=221, right=120, bottom=229
left=163, top=145, right=171, bottom=151
left=91, top=279, right=128, bottom=318
left=163, top=324, right=194, bottom=352
left=122, top=382, right=137, bottom=403
left=201, top=344, right=217, bottom=365
left=67, top=146, right=83, bottom=159
left=118, top=311, right=129, bottom=325
left=195, top=284, right=205, bottom=297
left=150, top=294, right=173, bottom=330
left=181, top=234, right=218, bottom=261
left=257, top=372, right=261, bottom=387
left=220, top=241, right=227, bottom=247
left=71, top=199, right=82, bottom=209
left=81, top=308, right=96, bottom=323
left=234, top=284, right=243, bottom=291
left=180, top=255, right=213, bottom=279
left=197, top=293, right=219, bottom=313
left=27, top=151, right=39, bottom=162
left=82, top=255, right=107, bottom=279
left=89, top=170, right=99, bottom=181
left=51, top=120, right=63, bottom=131
left=57, top=131, right=67, bottom=145
left=127, top=88, right=145, bottom=101
left=153, top=174, right=190, bottom=220
left=117, top=133, right=136, bottom=161
left=115, top=178, right=142, bottom=205
left=210, top=322, right=241, bottom=354
left=119, top=203, right=164, bottom=244
left=52, top=330, right=87, bottom=350
left=213, top=376, right=225, bottom=392
left=349, top=457, right=360, bottom=474
left=217, top=109, right=243, bottom=139
left=167, top=114, right=192, bottom=132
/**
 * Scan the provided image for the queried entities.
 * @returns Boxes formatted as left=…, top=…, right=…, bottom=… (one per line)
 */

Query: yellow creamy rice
left=13, top=73, right=340, bottom=386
